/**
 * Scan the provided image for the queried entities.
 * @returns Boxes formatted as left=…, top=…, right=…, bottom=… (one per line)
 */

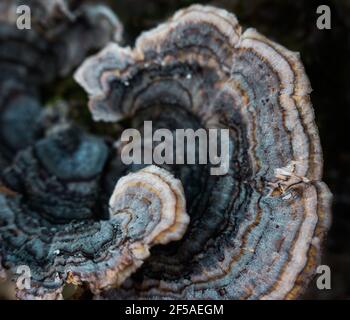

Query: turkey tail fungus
left=0, top=3, right=332, bottom=300
left=0, top=131, right=188, bottom=299
left=76, top=5, right=332, bottom=300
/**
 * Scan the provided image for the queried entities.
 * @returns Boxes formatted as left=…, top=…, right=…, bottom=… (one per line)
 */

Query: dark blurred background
left=63, top=0, right=349, bottom=299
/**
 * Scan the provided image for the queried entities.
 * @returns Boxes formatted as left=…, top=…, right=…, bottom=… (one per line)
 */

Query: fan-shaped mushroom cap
left=76, top=5, right=332, bottom=299
left=0, top=155, right=188, bottom=299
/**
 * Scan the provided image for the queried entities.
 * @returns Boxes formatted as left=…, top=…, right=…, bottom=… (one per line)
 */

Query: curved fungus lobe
left=76, top=5, right=332, bottom=300
left=0, top=132, right=189, bottom=299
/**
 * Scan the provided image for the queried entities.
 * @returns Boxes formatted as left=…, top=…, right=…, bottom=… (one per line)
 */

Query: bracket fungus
left=0, top=2, right=332, bottom=300
left=75, top=5, right=332, bottom=299
left=0, top=0, right=178, bottom=300
left=0, top=126, right=189, bottom=299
